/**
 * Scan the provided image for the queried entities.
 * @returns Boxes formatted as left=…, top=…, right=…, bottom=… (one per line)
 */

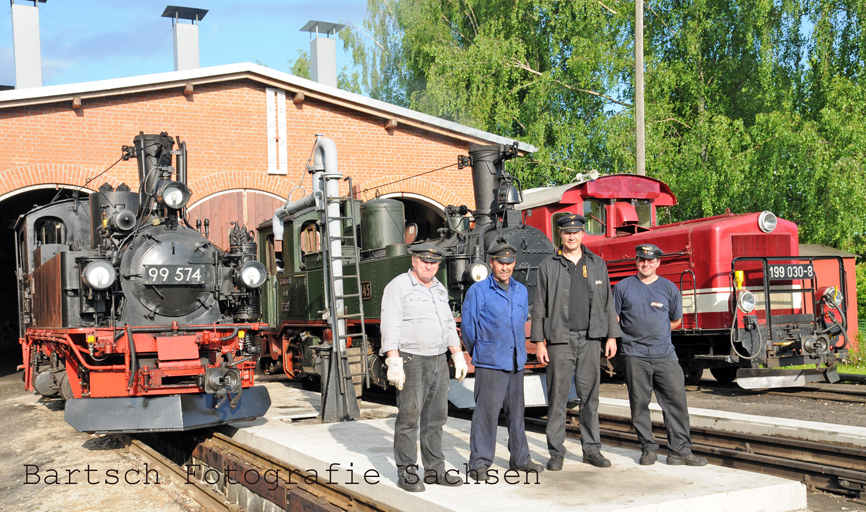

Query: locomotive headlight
left=82, top=261, right=116, bottom=290
left=156, top=181, right=191, bottom=209
left=737, top=289, right=757, bottom=313
left=758, top=211, right=777, bottom=233
left=466, top=262, right=490, bottom=283
left=238, top=261, right=268, bottom=289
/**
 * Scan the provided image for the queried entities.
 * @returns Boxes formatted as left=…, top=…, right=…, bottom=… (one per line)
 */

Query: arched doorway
left=0, top=186, right=90, bottom=377
left=187, top=189, right=286, bottom=250
left=380, top=192, right=447, bottom=242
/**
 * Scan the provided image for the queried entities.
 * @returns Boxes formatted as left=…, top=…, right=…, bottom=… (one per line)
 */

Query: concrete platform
left=598, top=397, right=866, bottom=448
left=224, top=382, right=807, bottom=512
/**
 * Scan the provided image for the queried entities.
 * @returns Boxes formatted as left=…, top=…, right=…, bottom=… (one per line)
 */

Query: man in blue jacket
left=462, top=242, right=544, bottom=481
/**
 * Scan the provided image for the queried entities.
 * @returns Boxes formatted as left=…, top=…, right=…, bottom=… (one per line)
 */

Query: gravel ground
left=1, top=353, right=863, bottom=512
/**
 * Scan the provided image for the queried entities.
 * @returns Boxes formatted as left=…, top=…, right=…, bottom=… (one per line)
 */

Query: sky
left=0, top=0, right=368, bottom=88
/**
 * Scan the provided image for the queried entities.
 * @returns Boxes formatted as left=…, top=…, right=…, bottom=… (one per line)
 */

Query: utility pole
left=635, top=0, right=646, bottom=175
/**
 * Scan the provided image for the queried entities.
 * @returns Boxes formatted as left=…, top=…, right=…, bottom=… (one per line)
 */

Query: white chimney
left=11, top=0, right=45, bottom=89
left=162, top=6, right=208, bottom=71
left=300, top=21, right=345, bottom=88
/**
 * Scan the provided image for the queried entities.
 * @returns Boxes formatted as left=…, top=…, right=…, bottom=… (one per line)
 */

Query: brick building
left=0, top=62, right=534, bottom=335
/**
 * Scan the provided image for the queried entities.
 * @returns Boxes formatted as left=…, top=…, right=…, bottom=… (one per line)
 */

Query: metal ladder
left=319, top=174, right=369, bottom=422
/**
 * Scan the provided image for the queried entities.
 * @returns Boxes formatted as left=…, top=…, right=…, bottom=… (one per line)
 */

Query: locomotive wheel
left=58, top=372, right=74, bottom=401
left=709, top=367, right=738, bottom=384
left=682, top=367, right=703, bottom=386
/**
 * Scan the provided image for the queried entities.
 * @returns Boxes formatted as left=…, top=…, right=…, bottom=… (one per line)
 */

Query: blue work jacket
left=461, top=274, right=529, bottom=371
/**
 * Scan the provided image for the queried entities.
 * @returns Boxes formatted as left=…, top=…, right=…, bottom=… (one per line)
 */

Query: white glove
left=451, top=353, right=468, bottom=382
left=385, top=357, right=405, bottom=391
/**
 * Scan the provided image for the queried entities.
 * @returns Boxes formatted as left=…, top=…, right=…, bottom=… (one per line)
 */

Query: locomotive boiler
left=255, top=137, right=554, bottom=420
left=519, top=174, right=851, bottom=388
left=16, top=132, right=271, bottom=433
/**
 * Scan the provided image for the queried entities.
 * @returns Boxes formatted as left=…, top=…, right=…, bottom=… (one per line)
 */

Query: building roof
left=0, top=62, right=537, bottom=153
left=799, top=244, right=857, bottom=259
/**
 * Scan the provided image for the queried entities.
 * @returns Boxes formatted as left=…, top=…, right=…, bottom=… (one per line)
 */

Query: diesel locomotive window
left=583, top=199, right=606, bottom=235
left=634, top=200, right=652, bottom=227
left=34, top=217, right=65, bottom=245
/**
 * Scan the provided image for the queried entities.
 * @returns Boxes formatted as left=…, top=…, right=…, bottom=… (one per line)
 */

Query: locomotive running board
left=64, top=385, right=272, bottom=434
left=736, top=366, right=840, bottom=389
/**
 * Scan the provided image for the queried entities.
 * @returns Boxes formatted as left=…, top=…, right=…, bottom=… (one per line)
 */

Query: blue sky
left=0, top=0, right=368, bottom=87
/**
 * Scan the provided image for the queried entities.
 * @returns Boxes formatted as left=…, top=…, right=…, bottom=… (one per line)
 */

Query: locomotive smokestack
left=468, top=145, right=502, bottom=227
left=132, top=132, right=176, bottom=193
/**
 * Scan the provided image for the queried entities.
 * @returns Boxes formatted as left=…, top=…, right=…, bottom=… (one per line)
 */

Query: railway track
left=552, top=410, right=866, bottom=502
left=128, top=430, right=395, bottom=512
left=685, top=380, right=866, bottom=404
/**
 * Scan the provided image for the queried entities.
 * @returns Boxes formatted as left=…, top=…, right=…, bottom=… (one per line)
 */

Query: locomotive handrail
left=729, top=255, right=848, bottom=359
left=26, top=331, right=126, bottom=371
left=679, top=269, right=698, bottom=330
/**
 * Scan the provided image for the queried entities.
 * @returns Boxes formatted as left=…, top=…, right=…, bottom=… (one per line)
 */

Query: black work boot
left=583, top=452, right=612, bottom=468
left=639, top=450, right=657, bottom=466
left=546, top=455, right=564, bottom=471
left=425, top=468, right=463, bottom=487
left=397, top=467, right=425, bottom=492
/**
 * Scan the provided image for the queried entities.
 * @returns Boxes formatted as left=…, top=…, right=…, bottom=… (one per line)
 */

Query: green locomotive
left=255, top=136, right=554, bottom=421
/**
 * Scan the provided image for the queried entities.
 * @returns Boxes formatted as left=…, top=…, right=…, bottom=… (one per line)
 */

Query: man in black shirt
left=613, top=244, right=707, bottom=467
left=531, top=214, right=620, bottom=470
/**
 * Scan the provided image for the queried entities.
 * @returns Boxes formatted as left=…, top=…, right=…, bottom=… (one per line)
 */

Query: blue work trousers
left=469, top=367, right=531, bottom=470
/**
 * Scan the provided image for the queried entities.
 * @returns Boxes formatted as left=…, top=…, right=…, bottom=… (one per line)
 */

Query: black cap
left=488, top=242, right=517, bottom=264
left=410, top=242, right=444, bottom=262
left=556, top=214, right=586, bottom=233
left=635, top=244, right=663, bottom=259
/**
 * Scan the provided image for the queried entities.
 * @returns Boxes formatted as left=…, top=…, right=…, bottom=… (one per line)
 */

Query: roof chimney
left=300, top=21, right=345, bottom=88
left=162, top=5, right=208, bottom=71
left=11, top=0, right=46, bottom=89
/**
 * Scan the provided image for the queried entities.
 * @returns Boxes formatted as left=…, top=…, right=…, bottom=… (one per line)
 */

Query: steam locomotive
left=16, top=132, right=271, bottom=433
left=254, top=137, right=554, bottom=420
left=519, top=174, right=851, bottom=388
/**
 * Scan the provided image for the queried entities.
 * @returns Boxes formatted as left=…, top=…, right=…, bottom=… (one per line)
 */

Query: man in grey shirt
left=380, top=243, right=468, bottom=492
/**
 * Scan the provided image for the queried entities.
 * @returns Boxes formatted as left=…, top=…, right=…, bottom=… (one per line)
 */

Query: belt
left=569, top=329, right=588, bottom=336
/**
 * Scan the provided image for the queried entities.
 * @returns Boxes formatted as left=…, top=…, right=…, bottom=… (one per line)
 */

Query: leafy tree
left=342, top=0, right=866, bottom=252
left=287, top=50, right=363, bottom=94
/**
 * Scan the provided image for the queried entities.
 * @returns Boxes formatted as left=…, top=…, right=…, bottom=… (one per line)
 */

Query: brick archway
left=187, top=171, right=295, bottom=205
left=0, top=164, right=124, bottom=198
left=354, top=176, right=466, bottom=208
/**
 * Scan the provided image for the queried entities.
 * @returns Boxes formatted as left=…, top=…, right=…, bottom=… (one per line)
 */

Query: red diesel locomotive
left=519, top=173, right=852, bottom=388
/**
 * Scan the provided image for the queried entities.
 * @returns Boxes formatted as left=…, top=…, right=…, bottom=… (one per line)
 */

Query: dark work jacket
left=530, top=245, right=621, bottom=344
left=461, top=274, right=529, bottom=370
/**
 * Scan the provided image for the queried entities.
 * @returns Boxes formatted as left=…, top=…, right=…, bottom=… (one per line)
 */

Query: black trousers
left=545, top=331, right=601, bottom=457
left=624, top=356, right=693, bottom=456
left=469, top=367, right=531, bottom=470
left=394, top=352, right=449, bottom=475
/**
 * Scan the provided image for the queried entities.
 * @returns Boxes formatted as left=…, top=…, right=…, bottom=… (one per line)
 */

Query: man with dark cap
left=462, top=242, right=544, bottom=482
left=380, top=242, right=469, bottom=492
left=613, top=244, right=707, bottom=467
left=531, top=214, right=621, bottom=471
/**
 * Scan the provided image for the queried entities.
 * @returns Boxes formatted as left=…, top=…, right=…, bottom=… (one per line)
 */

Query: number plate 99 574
left=144, top=265, right=206, bottom=285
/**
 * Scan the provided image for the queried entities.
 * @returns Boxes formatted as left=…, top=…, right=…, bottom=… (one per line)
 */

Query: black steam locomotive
left=255, top=138, right=554, bottom=421
left=16, top=132, right=271, bottom=433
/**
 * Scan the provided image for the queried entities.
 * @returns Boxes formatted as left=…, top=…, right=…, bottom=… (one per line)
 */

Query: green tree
left=343, top=0, right=866, bottom=252
left=287, top=50, right=363, bottom=94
